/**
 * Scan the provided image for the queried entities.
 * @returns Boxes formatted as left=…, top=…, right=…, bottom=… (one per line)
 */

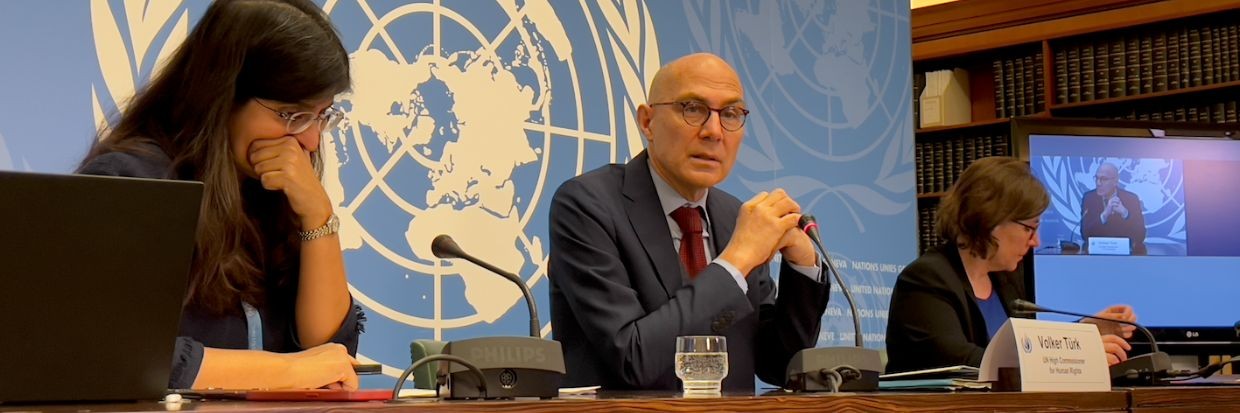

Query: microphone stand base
left=785, top=347, right=881, bottom=392
left=439, top=336, right=566, bottom=399
left=1110, top=352, right=1172, bottom=386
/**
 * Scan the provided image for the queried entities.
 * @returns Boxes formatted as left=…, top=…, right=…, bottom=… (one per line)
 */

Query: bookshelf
left=914, top=117, right=1020, bottom=134
left=912, top=1, right=1240, bottom=254
left=1050, top=80, right=1240, bottom=111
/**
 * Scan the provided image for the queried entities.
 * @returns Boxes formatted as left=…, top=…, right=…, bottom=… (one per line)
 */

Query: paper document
left=879, top=378, right=991, bottom=391
left=880, top=365, right=979, bottom=380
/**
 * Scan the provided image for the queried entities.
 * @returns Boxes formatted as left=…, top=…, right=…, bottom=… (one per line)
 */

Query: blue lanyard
left=241, top=301, right=263, bottom=350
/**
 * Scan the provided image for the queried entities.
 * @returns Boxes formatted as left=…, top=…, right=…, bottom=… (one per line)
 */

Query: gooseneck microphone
left=783, top=215, right=880, bottom=392
left=1063, top=208, right=1087, bottom=253
left=410, top=234, right=564, bottom=399
left=432, top=234, right=539, bottom=338
left=1010, top=299, right=1158, bottom=353
left=799, top=215, right=862, bottom=348
left=1010, top=299, right=1170, bottom=385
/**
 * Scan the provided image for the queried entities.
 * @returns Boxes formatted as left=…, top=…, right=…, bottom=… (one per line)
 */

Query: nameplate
left=979, top=318, right=1110, bottom=392
left=1088, top=237, right=1131, bottom=255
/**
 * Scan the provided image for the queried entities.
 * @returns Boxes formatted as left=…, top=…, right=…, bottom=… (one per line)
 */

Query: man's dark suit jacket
left=548, top=151, right=830, bottom=390
left=1081, top=188, right=1147, bottom=255
left=885, top=244, right=1030, bottom=374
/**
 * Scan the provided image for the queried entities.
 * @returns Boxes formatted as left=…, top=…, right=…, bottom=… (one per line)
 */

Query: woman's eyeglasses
left=254, top=99, right=344, bottom=135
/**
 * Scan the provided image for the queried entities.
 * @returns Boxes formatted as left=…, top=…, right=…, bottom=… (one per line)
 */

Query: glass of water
left=675, top=335, right=728, bottom=395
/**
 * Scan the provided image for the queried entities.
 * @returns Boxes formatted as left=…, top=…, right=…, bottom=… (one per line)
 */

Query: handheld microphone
left=415, top=235, right=564, bottom=399
left=784, top=215, right=880, bottom=392
left=1010, top=299, right=1170, bottom=385
left=432, top=234, right=538, bottom=337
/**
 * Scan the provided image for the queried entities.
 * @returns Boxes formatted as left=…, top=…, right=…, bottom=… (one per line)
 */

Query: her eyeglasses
left=1012, top=220, right=1040, bottom=241
left=254, top=99, right=345, bottom=135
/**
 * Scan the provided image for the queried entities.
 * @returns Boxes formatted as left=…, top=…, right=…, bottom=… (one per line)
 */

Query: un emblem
left=319, top=1, right=657, bottom=374
left=88, top=0, right=190, bottom=134
left=89, top=0, right=657, bottom=378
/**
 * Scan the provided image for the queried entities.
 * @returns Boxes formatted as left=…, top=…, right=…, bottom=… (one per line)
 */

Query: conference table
left=4, top=383, right=1238, bottom=413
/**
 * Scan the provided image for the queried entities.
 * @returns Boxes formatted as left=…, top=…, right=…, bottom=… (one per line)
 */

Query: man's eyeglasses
left=649, top=101, right=749, bottom=132
left=1013, top=220, right=1039, bottom=241
left=254, top=99, right=345, bottom=135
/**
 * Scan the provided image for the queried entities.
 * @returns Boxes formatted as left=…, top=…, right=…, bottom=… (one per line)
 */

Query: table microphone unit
left=1060, top=210, right=1086, bottom=254
left=1010, top=299, right=1170, bottom=386
left=784, top=215, right=881, bottom=392
left=426, top=235, right=565, bottom=399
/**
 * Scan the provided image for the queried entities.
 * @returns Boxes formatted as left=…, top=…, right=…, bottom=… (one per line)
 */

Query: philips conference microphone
left=784, top=215, right=881, bottom=392
left=1010, top=299, right=1170, bottom=385
left=423, top=235, right=565, bottom=399
left=432, top=235, right=538, bottom=337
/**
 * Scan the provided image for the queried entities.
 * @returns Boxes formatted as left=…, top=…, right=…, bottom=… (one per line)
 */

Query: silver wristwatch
left=299, top=213, right=340, bottom=241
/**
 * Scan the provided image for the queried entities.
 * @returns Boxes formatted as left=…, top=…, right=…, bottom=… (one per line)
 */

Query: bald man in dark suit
left=548, top=53, right=831, bottom=390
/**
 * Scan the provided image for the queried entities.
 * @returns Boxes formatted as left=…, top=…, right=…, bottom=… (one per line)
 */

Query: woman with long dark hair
left=79, top=0, right=363, bottom=390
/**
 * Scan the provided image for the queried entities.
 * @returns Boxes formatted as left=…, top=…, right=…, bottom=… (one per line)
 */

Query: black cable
left=391, top=354, right=488, bottom=400
left=834, top=365, right=863, bottom=383
left=812, top=368, right=843, bottom=393
left=808, top=365, right=862, bottom=393
left=1164, top=358, right=1240, bottom=382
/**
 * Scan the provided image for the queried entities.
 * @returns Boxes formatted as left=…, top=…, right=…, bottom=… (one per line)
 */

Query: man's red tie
left=671, top=206, right=708, bottom=278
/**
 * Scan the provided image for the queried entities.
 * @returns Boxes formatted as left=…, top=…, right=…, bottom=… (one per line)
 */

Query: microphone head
left=1010, top=299, right=1040, bottom=312
left=431, top=234, right=463, bottom=259
left=798, top=214, right=821, bottom=242
left=797, top=214, right=815, bottom=229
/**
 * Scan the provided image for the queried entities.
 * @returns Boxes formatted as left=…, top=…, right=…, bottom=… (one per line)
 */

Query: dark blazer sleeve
left=330, top=301, right=365, bottom=354
left=167, top=337, right=205, bottom=389
left=886, top=247, right=1031, bottom=374
left=549, top=179, right=758, bottom=388
left=1121, top=190, right=1147, bottom=251
left=753, top=260, right=829, bottom=385
left=76, top=149, right=171, bottom=179
left=886, top=260, right=986, bottom=372
left=1080, top=190, right=1104, bottom=240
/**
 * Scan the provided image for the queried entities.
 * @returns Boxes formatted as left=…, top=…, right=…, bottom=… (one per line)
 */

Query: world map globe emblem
left=721, top=1, right=907, bottom=161
left=318, top=1, right=658, bottom=370
left=685, top=1, right=911, bottom=346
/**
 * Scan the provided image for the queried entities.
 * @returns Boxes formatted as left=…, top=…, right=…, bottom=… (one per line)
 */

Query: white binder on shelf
left=919, top=68, right=971, bottom=128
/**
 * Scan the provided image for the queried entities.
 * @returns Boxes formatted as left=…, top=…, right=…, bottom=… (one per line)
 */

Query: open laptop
left=0, top=170, right=201, bottom=404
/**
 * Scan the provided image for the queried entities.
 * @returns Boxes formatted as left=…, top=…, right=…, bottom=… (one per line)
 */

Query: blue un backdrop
left=0, top=0, right=914, bottom=388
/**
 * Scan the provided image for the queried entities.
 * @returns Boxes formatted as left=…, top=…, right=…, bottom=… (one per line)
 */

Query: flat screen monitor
left=1012, top=118, right=1240, bottom=351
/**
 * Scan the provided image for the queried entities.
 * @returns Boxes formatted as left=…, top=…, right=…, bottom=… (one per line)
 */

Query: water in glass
left=674, top=336, right=727, bottom=394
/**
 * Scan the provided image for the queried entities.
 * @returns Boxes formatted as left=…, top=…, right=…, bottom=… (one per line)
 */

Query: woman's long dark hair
left=80, top=0, right=350, bottom=314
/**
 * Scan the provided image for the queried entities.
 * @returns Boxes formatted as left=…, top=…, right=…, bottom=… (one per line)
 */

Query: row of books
left=917, top=203, right=940, bottom=255
left=913, top=72, right=924, bottom=128
left=1054, top=22, right=1240, bottom=104
left=1107, top=99, right=1240, bottom=124
left=991, top=52, right=1045, bottom=118
left=915, top=134, right=1011, bottom=194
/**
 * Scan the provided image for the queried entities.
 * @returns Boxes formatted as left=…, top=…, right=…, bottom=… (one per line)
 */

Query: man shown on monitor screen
left=1081, top=162, right=1147, bottom=255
